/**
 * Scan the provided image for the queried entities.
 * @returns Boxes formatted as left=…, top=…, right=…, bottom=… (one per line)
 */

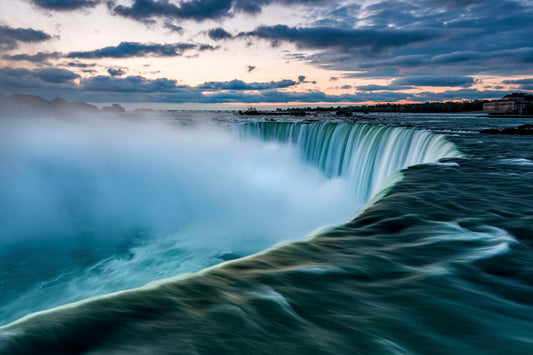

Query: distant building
left=483, top=93, right=533, bottom=115
left=483, top=100, right=516, bottom=114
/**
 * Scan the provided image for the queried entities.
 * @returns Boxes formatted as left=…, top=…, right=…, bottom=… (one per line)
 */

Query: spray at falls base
left=2, top=115, right=532, bottom=354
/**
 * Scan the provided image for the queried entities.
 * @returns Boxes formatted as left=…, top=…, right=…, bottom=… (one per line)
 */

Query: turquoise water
left=1, top=113, right=532, bottom=354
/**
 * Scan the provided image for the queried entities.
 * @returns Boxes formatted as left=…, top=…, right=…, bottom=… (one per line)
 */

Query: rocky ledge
left=480, top=123, right=533, bottom=135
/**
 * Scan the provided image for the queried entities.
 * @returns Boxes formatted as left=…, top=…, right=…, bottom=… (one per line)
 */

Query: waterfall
left=240, top=122, right=462, bottom=205
left=0, top=118, right=463, bottom=326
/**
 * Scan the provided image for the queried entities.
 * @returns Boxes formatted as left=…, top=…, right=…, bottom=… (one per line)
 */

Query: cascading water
left=240, top=122, right=462, bottom=205
left=2, top=113, right=532, bottom=355
left=0, top=117, right=461, bottom=326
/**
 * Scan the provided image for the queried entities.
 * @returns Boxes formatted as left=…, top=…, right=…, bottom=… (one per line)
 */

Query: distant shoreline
left=2, top=91, right=532, bottom=117
left=239, top=94, right=533, bottom=116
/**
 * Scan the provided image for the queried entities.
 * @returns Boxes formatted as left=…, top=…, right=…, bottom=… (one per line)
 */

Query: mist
left=0, top=116, right=356, bottom=323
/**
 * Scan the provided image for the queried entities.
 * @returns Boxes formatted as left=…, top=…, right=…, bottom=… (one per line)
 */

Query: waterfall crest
left=0, top=119, right=463, bottom=326
left=240, top=122, right=463, bottom=205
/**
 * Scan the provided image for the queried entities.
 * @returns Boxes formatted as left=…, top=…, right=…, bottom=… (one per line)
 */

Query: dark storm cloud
left=240, top=25, right=440, bottom=52
left=29, top=0, right=99, bottom=10
left=362, top=0, right=530, bottom=36
left=429, top=48, right=533, bottom=65
left=232, top=0, right=333, bottom=15
left=429, top=51, right=486, bottom=65
left=107, top=68, right=126, bottom=76
left=0, top=67, right=34, bottom=78
left=208, top=27, right=233, bottom=41
left=406, top=89, right=508, bottom=102
left=80, top=75, right=181, bottom=92
left=112, top=0, right=234, bottom=22
left=13, top=0, right=530, bottom=96
left=151, top=88, right=508, bottom=104
left=311, top=47, right=533, bottom=79
left=0, top=67, right=78, bottom=92
left=502, top=78, right=533, bottom=91
left=517, top=85, right=533, bottom=91
left=197, top=79, right=298, bottom=90
left=228, top=87, right=513, bottom=104
left=80, top=76, right=299, bottom=93
left=1, top=67, right=513, bottom=103
left=0, top=25, right=52, bottom=50
left=34, top=68, right=80, bottom=83
left=363, top=55, right=426, bottom=69
left=111, top=0, right=332, bottom=22
left=79, top=76, right=298, bottom=96
left=503, top=78, right=533, bottom=85
left=67, top=42, right=203, bottom=58
left=300, top=0, right=533, bottom=78
left=391, top=76, right=475, bottom=87
left=14, top=0, right=532, bottom=90
left=2, top=51, right=61, bottom=62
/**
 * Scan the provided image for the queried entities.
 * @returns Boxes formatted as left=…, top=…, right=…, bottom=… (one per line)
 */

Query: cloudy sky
left=1, top=0, right=532, bottom=107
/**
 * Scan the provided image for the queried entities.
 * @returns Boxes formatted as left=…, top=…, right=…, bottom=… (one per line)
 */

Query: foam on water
left=1, top=113, right=532, bottom=355
left=413, top=222, right=518, bottom=264
left=240, top=122, right=462, bottom=205
left=501, top=158, right=533, bottom=166
left=0, top=117, right=356, bottom=323
left=0, top=117, right=462, bottom=325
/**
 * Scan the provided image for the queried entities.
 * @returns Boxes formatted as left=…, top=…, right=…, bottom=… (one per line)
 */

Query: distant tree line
left=0, top=92, right=125, bottom=118
left=277, top=100, right=490, bottom=115
left=336, top=100, right=487, bottom=114
left=276, top=94, right=533, bottom=115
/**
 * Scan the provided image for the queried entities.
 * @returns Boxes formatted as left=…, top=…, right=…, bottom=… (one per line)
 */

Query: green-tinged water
left=1, top=113, right=532, bottom=354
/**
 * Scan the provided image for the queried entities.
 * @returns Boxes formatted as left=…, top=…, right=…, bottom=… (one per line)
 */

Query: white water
left=241, top=122, right=462, bottom=205
left=0, top=117, right=355, bottom=324
left=0, top=117, right=461, bottom=325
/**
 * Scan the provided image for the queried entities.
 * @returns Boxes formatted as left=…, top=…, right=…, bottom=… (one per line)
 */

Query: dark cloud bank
left=3, top=0, right=532, bottom=102
left=0, top=66, right=512, bottom=104
left=194, top=0, right=532, bottom=80
left=239, top=25, right=441, bottom=52
left=29, top=0, right=99, bottom=10
left=67, top=41, right=208, bottom=59
left=2, top=51, right=61, bottom=62
left=208, top=28, right=233, bottom=41
left=110, top=0, right=331, bottom=22
left=0, top=25, right=52, bottom=50
left=302, top=0, right=533, bottom=77
left=3, top=41, right=218, bottom=63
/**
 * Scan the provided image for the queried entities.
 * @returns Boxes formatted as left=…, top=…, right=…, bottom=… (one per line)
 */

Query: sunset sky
left=1, top=0, right=532, bottom=107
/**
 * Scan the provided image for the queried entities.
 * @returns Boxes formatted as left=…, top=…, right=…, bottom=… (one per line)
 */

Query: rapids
left=3, top=113, right=531, bottom=355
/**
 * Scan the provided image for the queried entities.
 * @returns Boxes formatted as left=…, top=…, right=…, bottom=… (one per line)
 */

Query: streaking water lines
left=0, top=119, right=461, bottom=328
left=8, top=117, right=527, bottom=355
left=240, top=122, right=462, bottom=204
